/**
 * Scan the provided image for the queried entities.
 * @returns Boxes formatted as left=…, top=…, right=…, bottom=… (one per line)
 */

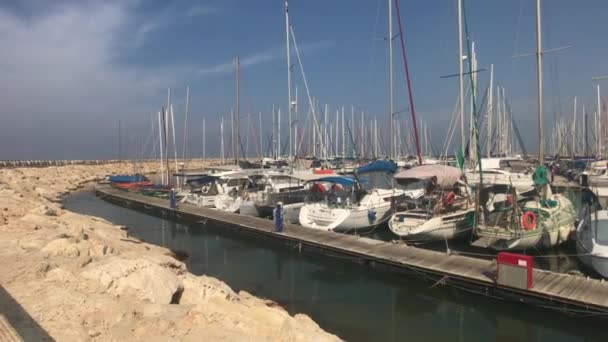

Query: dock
left=95, top=184, right=608, bottom=316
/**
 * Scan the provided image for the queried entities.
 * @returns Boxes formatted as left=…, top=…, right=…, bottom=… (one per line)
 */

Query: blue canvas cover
left=356, top=160, right=398, bottom=175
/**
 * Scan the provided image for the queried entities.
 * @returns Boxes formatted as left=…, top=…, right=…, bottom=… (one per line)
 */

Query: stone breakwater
left=0, top=162, right=340, bottom=341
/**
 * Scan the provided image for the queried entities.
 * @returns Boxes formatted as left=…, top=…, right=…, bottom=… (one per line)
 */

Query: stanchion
left=274, top=201, right=284, bottom=233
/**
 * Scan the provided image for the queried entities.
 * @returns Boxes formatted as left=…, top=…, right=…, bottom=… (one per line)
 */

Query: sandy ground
left=0, top=162, right=340, bottom=341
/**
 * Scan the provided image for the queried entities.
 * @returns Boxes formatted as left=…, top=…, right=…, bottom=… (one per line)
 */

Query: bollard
left=170, top=188, right=176, bottom=209
left=274, top=201, right=284, bottom=233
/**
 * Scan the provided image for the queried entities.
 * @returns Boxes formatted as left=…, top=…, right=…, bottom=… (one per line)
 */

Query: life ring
left=522, top=211, right=537, bottom=230
left=444, top=191, right=456, bottom=206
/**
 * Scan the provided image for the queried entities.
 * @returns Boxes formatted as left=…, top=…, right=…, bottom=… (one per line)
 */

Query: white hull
left=181, top=193, right=216, bottom=208
left=239, top=200, right=259, bottom=217
left=474, top=194, right=575, bottom=251
left=389, top=209, right=473, bottom=242
left=213, top=195, right=242, bottom=213
left=299, top=201, right=393, bottom=232
left=576, top=209, right=608, bottom=278
left=283, top=202, right=304, bottom=224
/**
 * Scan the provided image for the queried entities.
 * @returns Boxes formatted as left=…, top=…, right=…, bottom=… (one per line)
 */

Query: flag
left=457, top=146, right=465, bottom=170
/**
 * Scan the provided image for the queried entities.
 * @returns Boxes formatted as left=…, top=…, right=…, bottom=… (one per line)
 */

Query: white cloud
left=197, top=41, right=333, bottom=75
left=0, top=1, right=184, bottom=158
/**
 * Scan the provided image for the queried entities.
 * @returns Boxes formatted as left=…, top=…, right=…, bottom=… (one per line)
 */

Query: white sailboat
left=299, top=161, right=404, bottom=232
left=576, top=206, right=608, bottom=278
left=389, top=165, right=474, bottom=242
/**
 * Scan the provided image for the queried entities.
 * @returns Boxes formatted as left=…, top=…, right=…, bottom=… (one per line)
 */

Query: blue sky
left=1, top=0, right=607, bottom=159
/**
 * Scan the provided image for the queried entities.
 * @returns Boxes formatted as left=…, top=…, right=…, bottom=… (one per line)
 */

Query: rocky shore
left=0, top=162, right=340, bottom=341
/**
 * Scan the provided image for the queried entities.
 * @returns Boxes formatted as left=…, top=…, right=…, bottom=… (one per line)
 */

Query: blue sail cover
left=356, top=160, right=398, bottom=175
left=108, top=174, right=147, bottom=183
left=313, top=176, right=357, bottom=186
left=186, top=175, right=219, bottom=186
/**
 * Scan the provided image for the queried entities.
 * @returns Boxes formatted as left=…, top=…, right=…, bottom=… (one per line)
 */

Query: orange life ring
left=444, top=192, right=456, bottom=206
left=522, top=211, right=537, bottom=230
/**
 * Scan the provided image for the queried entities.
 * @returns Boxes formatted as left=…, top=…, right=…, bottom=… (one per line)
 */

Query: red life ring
left=522, top=211, right=537, bottom=230
left=444, top=192, right=456, bottom=206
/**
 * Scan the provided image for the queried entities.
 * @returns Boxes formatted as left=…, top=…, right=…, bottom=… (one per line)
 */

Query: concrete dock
left=96, top=184, right=608, bottom=316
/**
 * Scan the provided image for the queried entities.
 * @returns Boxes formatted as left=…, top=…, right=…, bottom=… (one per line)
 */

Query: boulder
left=42, top=238, right=80, bottom=258
left=81, top=257, right=184, bottom=304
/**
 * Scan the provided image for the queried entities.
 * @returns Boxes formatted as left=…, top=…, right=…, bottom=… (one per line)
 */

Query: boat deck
left=96, top=185, right=608, bottom=315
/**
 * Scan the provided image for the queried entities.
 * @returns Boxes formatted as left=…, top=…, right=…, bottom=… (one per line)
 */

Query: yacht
left=299, top=160, right=404, bottom=233
left=576, top=205, right=608, bottom=278
left=389, top=165, right=474, bottom=242
left=465, top=158, right=535, bottom=193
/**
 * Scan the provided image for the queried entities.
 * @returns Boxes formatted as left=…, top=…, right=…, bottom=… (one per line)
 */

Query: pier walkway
left=96, top=185, right=608, bottom=316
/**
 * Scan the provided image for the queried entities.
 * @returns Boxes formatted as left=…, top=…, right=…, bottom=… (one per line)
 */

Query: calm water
left=65, top=190, right=604, bottom=342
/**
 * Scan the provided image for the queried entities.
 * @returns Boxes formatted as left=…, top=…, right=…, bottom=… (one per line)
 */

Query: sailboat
left=471, top=0, right=576, bottom=251
left=576, top=203, right=608, bottom=278
left=389, top=165, right=474, bottom=242
left=298, top=160, right=404, bottom=232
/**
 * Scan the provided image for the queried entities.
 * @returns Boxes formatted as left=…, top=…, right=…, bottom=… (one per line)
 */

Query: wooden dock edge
left=94, top=185, right=608, bottom=316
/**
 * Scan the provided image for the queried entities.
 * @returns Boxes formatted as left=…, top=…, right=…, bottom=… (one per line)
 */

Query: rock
left=42, top=238, right=80, bottom=258
left=180, top=274, right=237, bottom=305
left=81, top=257, right=184, bottom=304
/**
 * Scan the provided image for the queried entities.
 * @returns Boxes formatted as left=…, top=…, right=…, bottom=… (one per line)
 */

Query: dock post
left=170, top=188, right=176, bottom=209
left=274, top=202, right=284, bottom=233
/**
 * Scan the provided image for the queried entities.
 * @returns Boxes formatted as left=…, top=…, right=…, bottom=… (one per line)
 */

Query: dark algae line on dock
left=65, top=188, right=606, bottom=341
left=94, top=185, right=608, bottom=316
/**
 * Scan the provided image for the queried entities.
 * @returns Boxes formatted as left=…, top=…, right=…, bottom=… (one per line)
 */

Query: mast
left=158, top=111, right=164, bottom=184
left=220, top=117, right=225, bottom=164
left=598, top=84, right=602, bottom=158
left=335, top=109, right=339, bottom=158
left=278, top=108, right=281, bottom=157
left=458, top=0, right=465, bottom=154
left=259, top=112, right=263, bottom=159
left=374, top=117, right=378, bottom=158
left=388, top=0, right=394, bottom=159
left=170, top=105, right=179, bottom=185
left=394, top=0, right=423, bottom=164
left=182, top=85, right=190, bottom=159
left=285, top=0, right=293, bottom=159
left=342, top=106, right=346, bottom=158
left=235, top=57, right=240, bottom=166
left=351, top=106, right=355, bottom=158
left=573, top=96, right=577, bottom=157
left=202, top=117, right=206, bottom=167
left=536, top=0, right=544, bottom=162
left=486, top=64, right=493, bottom=158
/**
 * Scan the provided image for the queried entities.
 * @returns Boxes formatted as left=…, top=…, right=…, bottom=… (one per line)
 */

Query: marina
left=5, top=0, right=608, bottom=340
left=95, top=183, right=608, bottom=316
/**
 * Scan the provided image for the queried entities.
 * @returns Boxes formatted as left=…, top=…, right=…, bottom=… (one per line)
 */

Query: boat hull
left=389, top=209, right=473, bottom=242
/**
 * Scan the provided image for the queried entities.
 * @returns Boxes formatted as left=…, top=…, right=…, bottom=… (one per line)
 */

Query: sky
left=1, top=0, right=607, bottom=160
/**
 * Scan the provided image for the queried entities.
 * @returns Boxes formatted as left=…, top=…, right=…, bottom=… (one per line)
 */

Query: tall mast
left=202, top=117, right=206, bottom=166
left=158, top=111, right=164, bottom=184
left=573, top=96, right=577, bottom=157
left=388, top=0, right=394, bottom=159
left=335, top=109, right=339, bottom=157
left=235, top=57, right=240, bottom=166
left=220, top=117, right=225, bottom=164
left=341, top=106, right=346, bottom=158
left=278, top=108, right=281, bottom=157
left=487, top=64, right=494, bottom=158
left=259, top=112, right=263, bottom=159
left=374, top=117, right=378, bottom=158
left=182, top=86, right=190, bottom=159
left=597, top=84, right=602, bottom=158
left=458, top=0, right=465, bottom=153
left=536, top=0, right=544, bottom=162
left=285, top=0, right=293, bottom=159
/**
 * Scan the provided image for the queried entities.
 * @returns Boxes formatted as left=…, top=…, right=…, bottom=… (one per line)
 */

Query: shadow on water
left=64, top=189, right=605, bottom=342
left=0, top=286, right=53, bottom=341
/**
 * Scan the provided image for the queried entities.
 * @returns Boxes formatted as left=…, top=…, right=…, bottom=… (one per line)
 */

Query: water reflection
left=65, top=190, right=603, bottom=342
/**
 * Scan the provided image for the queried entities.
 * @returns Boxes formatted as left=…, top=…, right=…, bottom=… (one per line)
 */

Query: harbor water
left=65, top=189, right=604, bottom=341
